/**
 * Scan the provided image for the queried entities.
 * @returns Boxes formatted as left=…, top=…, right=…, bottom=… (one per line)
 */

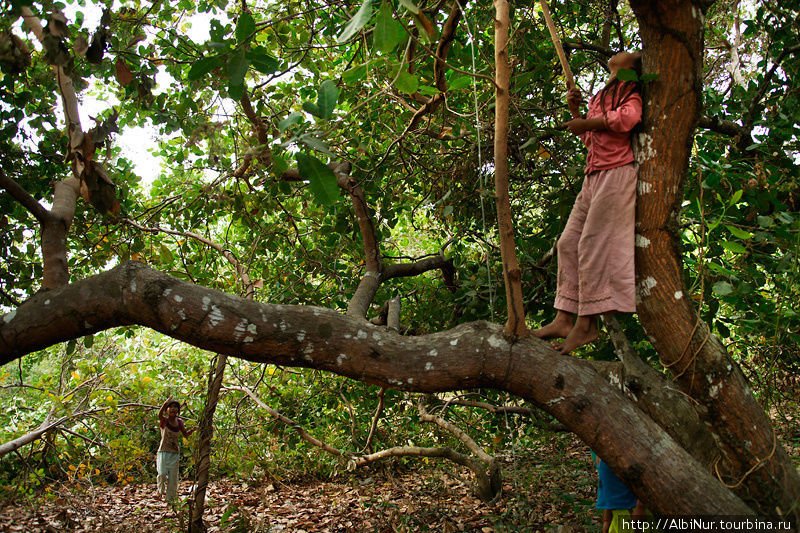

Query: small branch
left=386, top=297, right=401, bottom=332
left=224, top=386, right=344, bottom=456
left=122, top=218, right=254, bottom=298
left=419, top=398, right=493, bottom=464
left=0, top=287, right=21, bottom=307
left=58, top=426, right=106, bottom=448
left=0, top=169, right=50, bottom=224
left=362, top=387, right=386, bottom=454
left=697, top=115, right=746, bottom=138
left=743, top=44, right=800, bottom=131
left=447, top=398, right=533, bottom=416
left=384, top=254, right=454, bottom=281
left=602, top=315, right=652, bottom=376
left=562, top=40, right=615, bottom=58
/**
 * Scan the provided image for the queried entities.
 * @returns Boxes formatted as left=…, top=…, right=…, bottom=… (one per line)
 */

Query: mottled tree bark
left=630, top=0, right=800, bottom=518
left=0, top=261, right=754, bottom=515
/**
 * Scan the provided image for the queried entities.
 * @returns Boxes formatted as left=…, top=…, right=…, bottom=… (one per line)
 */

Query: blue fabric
left=592, top=451, right=637, bottom=510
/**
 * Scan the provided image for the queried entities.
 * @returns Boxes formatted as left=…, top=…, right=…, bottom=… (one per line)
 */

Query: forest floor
left=0, top=432, right=597, bottom=533
left=1, top=413, right=799, bottom=533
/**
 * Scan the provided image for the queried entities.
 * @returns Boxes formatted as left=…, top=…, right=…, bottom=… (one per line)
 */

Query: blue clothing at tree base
left=592, top=451, right=637, bottom=510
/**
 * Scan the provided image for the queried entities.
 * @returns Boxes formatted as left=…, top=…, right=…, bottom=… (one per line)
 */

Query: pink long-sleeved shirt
left=579, top=83, right=642, bottom=175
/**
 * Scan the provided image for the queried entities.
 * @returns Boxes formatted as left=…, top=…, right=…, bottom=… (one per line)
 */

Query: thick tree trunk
left=493, top=0, right=527, bottom=337
left=0, top=261, right=755, bottom=515
left=630, top=0, right=800, bottom=518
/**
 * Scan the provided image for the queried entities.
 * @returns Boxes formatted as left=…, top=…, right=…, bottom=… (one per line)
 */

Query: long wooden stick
left=494, top=0, right=528, bottom=337
left=539, top=0, right=575, bottom=90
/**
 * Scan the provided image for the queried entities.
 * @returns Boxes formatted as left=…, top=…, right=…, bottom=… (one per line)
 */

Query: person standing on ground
left=156, top=398, right=195, bottom=503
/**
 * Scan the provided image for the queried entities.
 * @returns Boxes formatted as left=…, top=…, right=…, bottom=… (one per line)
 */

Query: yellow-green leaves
left=394, top=70, right=418, bottom=94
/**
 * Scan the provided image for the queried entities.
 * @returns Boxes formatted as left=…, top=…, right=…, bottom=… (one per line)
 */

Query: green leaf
left=712, top=281, right=733, bottom=296
left=756, top=215, right=774, bottom=228
left=729, top=189, right=743, bottom=205
left=373, top=1, right=404, bottom=54
left=226, top=48, right=249, bottom=87
left=394, top=70, right=418, bottom=94
left=246, top=47, right=279, bottom=74
left=640, top=73, right=659, bottom=83
left=417, top=85, right=439, bottom=96
left=317, top=80, right=339, bottom=119
left=720, top=240, right=747, bottom=254
left=272, top=154, right=289, bottom=176
left=342, top=63, right=368, bottom=83
left=398, top=0, right=420, bottom=14
left=707, top=262, right=738, bottom=277
left=228, top=82, right=244, bottom=100
left=66, top=339, right=76, bottom=355
left=777, top=212, right=795, bottom=224
left=449, top=76, right=472, bottom=90
left=725, top=225, right=753, bottom=240
left=83, top=334, right=94, bottom=349
left=187, top=55, right=223, bottom=80
left=296, top=153, right=340, bottom=206
left=298, top=134, right=334, bottom=157
left=159, top=243, right=174, bottom=263
left=303, top=101, right=322, bottom=117
left=236, top=13, right=256, bottom=44
left=337, top=0, right=375, bottom=44
left=279, top=112, right=303, bottom=132
left=616, top=68, right=638, bottom=82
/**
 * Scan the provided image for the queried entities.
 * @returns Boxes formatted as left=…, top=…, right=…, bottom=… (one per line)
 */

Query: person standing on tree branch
left=534, top=51, right=643, bottom=354
left=156, top=398, right=195, bottom=503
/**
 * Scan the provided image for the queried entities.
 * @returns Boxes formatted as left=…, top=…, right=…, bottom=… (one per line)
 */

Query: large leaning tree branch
left=0, top=261, right=752, bottom=516
left=630, top=0, right=800, bottom=518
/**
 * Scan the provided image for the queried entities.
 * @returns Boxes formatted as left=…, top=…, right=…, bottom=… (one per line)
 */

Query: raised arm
left=158, top=399, right=171, bottom=424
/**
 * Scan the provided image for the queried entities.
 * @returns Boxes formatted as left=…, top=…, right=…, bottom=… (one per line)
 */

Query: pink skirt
left=554, top=164, right=636, bottom=316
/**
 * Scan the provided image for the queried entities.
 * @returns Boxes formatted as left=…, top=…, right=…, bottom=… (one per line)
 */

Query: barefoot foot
left=557, top=317, right=598, bottom=354
left=533, top=311, right=574, bottom=340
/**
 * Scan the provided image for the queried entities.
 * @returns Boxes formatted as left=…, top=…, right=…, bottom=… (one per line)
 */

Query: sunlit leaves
left=279, top=112, right=303, bottom=132
left=397, top=0, right=420, bottom=14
